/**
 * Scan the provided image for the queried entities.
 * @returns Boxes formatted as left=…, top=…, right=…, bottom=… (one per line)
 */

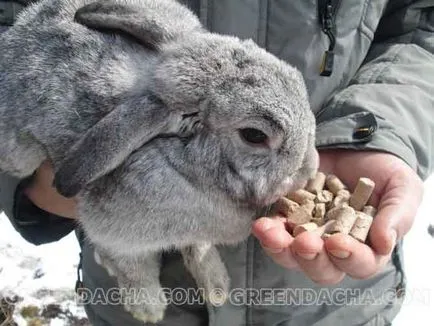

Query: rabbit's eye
left=239, top=128, right=268, bottom=145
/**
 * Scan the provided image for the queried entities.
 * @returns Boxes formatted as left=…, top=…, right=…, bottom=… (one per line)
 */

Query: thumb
left=369, top=170, right=423, bottom=255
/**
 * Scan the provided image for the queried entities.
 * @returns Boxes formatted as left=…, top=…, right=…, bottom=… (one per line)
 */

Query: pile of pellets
left=271, top=173, right=377, bottom=243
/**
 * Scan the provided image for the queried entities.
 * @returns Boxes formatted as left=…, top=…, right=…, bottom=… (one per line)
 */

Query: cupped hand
left=252, top=150, right=424, bottom=284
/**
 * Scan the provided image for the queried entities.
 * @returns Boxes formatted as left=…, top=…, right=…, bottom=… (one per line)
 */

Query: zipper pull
left=320, top=50, right=334, bottom=77
left=318, top=0, right=336, bottom=76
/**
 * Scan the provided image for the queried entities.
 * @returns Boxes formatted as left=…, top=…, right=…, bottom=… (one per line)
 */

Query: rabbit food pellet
left=293, top=220, right=336, bottom=237
left=287, top=189, right=316, bottom=204
left=325, top=174, right=346, bottom=195
left=272, top=197, right=299, bottom=216
left=305, top=172, right=326, bottom=194
left=349, top=211, right=374, bottom=242
left=328, top=206, right=358, bottom=234
left=271, top=173, right=376, bottom=243
left=285, top=201, right=315, bottom=227
left=349, top=178, right=376, bottom=211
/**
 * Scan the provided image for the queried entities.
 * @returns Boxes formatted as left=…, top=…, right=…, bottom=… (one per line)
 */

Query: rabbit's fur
left=0, top=0, right=318, bottom=322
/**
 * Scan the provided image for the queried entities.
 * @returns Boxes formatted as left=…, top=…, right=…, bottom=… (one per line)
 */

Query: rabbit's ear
left=74, top=0, right=202, bottom=50
left=53, top=95, right=179, bottom=198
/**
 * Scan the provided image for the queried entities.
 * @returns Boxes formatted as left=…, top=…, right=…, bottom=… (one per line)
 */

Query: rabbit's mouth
left=256, top=193, right=284, bottom=207
left=253, top=174, right=311, bottom=208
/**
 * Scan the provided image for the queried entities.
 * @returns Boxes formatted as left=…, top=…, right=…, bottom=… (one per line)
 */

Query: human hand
left=24, top=160, right=78, bottom=219
left=252, top=149, right=423, bottom=284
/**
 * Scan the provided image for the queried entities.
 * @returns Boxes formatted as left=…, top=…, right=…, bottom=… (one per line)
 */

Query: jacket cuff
left=0, top=172, right=22, bottom=218
left=315, top=111, right=418, bottom=173
left=0, top=172, right=77, bottom=245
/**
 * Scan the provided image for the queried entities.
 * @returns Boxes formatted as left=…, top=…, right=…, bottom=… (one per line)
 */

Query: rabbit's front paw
left=119, top=278, right=168, bottom=323
left=93, top=249, right=118, bottom=277
left=199, top=263, right=230, bottom=306
left=124, top=299, right=167, bottom=323
left=94, top=248, right=168, bottom=322
left=181, top=244, right=230, bottom=306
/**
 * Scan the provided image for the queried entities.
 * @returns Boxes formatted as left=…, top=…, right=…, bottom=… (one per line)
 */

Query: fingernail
left=260, top=240, right=284, bottom=254
left=297, top=252, right=317, bottom=260
left=329, top=250, right=351, bottom=259
left=263, top=245, right=284, bottom=254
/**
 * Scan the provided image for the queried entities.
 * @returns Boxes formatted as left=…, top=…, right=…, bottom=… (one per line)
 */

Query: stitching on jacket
left=359, top=0, right=375, bottom=40
left=370, top=44, right=404, bottom=83
left=315, top=86, right=354, bottom=121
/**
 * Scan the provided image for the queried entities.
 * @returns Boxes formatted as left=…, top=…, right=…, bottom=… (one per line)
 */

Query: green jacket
left=1, top=0, right=433, bottom=325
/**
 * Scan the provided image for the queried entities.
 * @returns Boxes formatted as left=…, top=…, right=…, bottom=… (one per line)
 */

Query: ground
left=1, top=175, right=433, bottom=325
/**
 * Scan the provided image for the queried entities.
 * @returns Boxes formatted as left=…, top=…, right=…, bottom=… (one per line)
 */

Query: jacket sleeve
left=0, top=172, right=77, bottom=245
left=0, top=172, right=21, bottom=218
left=315, top=0, right=434, bottom=180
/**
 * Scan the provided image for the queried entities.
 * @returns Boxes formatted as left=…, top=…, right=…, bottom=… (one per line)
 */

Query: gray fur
left=0, top=0, right=318, bottom=322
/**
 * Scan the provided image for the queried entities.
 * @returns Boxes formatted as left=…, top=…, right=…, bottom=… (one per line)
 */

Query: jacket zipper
left=317, top=0, right=340, bottom=76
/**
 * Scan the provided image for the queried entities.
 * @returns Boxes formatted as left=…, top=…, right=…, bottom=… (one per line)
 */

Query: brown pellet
left=315, top=190, right=334, bottom=207
left=331, top=195, right=349, bottom=209
left=293, top=222, right=319, bottom=236
left=272, top=197, right=299, bottom=217
left=349, top=211, right=374, bottom=242
left=311, top=217, right=324, bottom=226
left=305, top=172, right=326, bottom=194
left=363, top=205, right=377, bottom=217
left=349, top=178, right=375, bottom=211
left=328, top=206, right=357, bottom=234
left=301, top=199, right=315, bottom=215
left=325, top=174, right=346, bottom=195
left=314, top=203, right=326, bottom=219
left=325, top=206, right=343, bottom=221
left=315, top=220, right=337, bottom=237
left=337, top=189, right=351, bottom=201
left=287, top=206, right=313, bottom=227
left=293, top=220, right=336, bottom=237
left=278, top=173, right=378, bottom=245
left=287, top=189, right=316, bottom=204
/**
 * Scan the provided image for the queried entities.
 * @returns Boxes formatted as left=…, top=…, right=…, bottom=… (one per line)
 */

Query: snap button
left=353, top=125, right=375, bottom=140
left=352, top=113, right=378, bottom=141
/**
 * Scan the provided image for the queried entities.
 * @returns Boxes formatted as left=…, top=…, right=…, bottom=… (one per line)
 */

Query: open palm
left=252, top=149, right=423, bottom=284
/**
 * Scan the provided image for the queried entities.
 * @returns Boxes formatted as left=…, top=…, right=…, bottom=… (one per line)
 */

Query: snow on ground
left=393, top=173, right=434, bottom=326
left=0, top=175, right=433, bottom=325
left=0, top=216, right=85, bottom=325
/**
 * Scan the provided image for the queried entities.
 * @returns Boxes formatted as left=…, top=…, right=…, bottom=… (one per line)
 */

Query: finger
left=325, top=233, right=389, bottom=279
left=33, top=160, right=55, bottom=187
left=369, top=169, right=423, bottom=255
left=291, top=232, right=345, bottom=285
left=252, top=217, right=292, bottom=252
left=252, top=217, right=300, bottom=270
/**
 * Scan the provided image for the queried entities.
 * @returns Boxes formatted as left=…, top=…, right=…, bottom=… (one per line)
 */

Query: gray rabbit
left=0, top=0, right=318, bottom=322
